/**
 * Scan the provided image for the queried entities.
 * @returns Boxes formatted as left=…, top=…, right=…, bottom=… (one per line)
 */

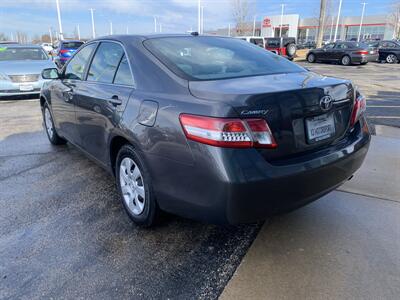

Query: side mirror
left=42, top=68, right=60, bottom=80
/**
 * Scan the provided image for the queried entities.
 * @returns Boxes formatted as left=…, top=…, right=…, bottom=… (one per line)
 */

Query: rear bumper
left=352, top=54, right=379, bottom=63
left=0, top=80, right=45, bottom=98
left=149, top=119, right=370, bottom=224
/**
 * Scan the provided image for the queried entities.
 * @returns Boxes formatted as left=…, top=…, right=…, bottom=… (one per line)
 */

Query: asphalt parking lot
left=0, top=61, right=399, bottom=299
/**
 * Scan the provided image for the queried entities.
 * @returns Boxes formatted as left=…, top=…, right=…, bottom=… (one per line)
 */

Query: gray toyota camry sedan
left=40, top=34, right=370, bottom=226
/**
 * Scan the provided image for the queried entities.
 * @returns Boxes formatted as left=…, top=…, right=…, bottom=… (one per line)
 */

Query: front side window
left=335, top=43, right=348, bottom=49
left=113, top=55, right=134, bottom=86
left=87, top=42, right=124, bottom=83
left=324, top=43, right=335, bottom=49
left=143, top=37, right=304, bottom=81
left=64, top=43, right=97, bottom=80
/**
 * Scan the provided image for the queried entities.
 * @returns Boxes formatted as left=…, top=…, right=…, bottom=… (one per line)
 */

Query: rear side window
left=87, top=42, right=124, bottom=83
left=250, top=38, right=264, bottom=47
left=113, top=55, right=134, bottom=86
left=144, top=37, right=304, bottom=81
left=64, top=43, right=96, bottom=80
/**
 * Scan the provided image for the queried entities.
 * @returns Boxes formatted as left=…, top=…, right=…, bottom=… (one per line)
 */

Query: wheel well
left=40, top=96, right=46, bottom=109
left=110, top=136, right=131, bottom=175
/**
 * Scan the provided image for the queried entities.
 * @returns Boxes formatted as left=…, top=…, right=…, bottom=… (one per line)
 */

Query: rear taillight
left=179, top=114, right=277, bottom=149
left=60, top=49, right=69, bottom=54
left=350, top=92, right=367, bottom=127
left=354, top=50, right=369, bottom=55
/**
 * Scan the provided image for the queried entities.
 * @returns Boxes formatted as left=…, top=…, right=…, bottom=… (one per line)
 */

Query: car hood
left=0, top=60, right=56, bottom=75
left=188, top=71, right=349, bottom=102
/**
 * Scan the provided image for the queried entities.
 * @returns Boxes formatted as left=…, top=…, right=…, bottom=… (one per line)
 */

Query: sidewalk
left=220, top=129, right=400, bottom=300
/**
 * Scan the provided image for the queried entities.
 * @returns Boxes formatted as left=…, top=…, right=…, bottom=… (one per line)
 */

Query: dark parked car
left=40, top=35, right=370, bottom=226
left=54, top=40, right=84, bottom=68
left=265, top=37, right=297, bottom=60
left=376, top=40, right=400, bottom=64
left=307, top=41, right=378, bottom=65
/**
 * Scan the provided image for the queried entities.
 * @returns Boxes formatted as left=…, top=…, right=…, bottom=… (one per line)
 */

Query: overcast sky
left=0, top=0, right=395, bottom=39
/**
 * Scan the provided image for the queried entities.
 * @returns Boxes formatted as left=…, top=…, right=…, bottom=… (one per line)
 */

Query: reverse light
left=179, top=114, right=277, bottom=149
left=350, top=92, right=367, bottom=127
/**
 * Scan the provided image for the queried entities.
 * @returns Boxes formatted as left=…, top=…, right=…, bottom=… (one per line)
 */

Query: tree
left=316, top=0, right=327, bottom=48
left=231, top=0, right=254, bottom=36
left=388, top=1, right=400, bottom=39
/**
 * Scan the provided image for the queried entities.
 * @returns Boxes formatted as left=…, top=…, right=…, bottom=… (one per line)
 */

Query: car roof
left=0, top=44, right=42, bottom=49
left=89, top=34, right=235, bottom=44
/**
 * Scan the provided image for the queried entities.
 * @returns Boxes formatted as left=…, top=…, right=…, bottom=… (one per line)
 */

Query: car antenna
left=190, top=32, right=199, bottom=36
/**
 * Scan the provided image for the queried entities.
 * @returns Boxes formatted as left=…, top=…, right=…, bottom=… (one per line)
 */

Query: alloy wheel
left=44, top=108, right=54, bottom=139
left=119, top=157, right=146, bottom=216
left=386, top=54, right=398, bottom=64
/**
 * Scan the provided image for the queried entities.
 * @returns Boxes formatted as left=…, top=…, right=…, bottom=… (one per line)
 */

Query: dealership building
left=208, top=14, right=395, bottom=42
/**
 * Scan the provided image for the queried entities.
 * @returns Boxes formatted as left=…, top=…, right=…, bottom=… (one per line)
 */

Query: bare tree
left=231, top=0, right=254, bottom=36
left=316, top=0, right=328, bottom=48
left=388, top=1, right=400, bottom=39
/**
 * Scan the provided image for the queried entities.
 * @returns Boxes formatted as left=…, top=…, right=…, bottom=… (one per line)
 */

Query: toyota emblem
left=320, top=95, right=333, bottom=111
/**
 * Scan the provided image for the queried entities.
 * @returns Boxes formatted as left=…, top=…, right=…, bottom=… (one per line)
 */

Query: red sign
left=263, top=18, right=271, bottom=28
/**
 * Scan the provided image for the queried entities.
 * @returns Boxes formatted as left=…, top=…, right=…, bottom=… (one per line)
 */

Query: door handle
left=108, top=95, right=122, bottom=106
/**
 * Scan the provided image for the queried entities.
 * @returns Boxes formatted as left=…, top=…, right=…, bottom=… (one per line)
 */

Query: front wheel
left=43, top=104, right=67, bottom=145
left=386, top=54, right=399, bottom=64
left=116, top=144, right=159, bottom=227
left=307, top=53, right=316, bottom=63
left=341, top=55, right=351, bottom=66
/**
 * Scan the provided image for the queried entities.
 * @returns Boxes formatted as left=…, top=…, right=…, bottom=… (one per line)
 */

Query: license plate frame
left=19, top=84, right=34, bottom=92
left=306, top=113, right=336, bottom=144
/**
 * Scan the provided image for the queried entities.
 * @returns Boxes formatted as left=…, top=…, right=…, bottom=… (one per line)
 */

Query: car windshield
left=62, top=42, right=83, bottom=49
left=144, top=37, right=304, bottom=81
left=0, top=47, right=48, bottom=61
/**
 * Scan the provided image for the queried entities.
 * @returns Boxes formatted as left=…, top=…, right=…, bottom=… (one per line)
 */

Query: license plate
left=306, top=114, right=335, bottom=143
left=19, top=84, right=33, bottom=91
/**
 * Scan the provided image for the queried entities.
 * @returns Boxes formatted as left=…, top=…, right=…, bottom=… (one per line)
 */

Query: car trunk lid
left=188, top=71, right=355, bottom=162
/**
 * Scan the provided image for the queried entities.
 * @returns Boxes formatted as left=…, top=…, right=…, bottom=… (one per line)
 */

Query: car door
left=74, top=41, right=135, bottom=164
left=332, top=43, right=348, bottom=61
left=320, top=43, right=336, bottom=61
left=50, top=43, right=97, bottom=142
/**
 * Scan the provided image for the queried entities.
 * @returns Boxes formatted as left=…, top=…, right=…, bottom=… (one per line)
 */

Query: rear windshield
left=265, top=38, right=281, bottom=47
left=143, top=37, right=304, bottom=81
left=62, top=42, right=83, bottom=49
left=0, top=47, right=48, bottom=61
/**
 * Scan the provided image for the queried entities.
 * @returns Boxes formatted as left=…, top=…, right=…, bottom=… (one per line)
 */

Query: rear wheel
left=307, top=53, right=316, bottom=63
left=386, top=54, right=399, bottom=64
left=341, top=55, right=351, bottom=66
left=42, top=103, right=67, bottom=145
left=116, top=144, right=159, bottom=227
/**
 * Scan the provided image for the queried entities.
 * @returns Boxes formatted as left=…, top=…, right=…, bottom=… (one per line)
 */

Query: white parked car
left=41, top=43, right=53, bottom=54
left=235, top=36, right=265, bottom=48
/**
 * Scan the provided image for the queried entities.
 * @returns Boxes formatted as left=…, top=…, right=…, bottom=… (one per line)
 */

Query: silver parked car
left=0, top=44, right=56, bottom=98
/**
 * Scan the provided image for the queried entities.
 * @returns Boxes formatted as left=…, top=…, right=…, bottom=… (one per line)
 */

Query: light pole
left=55, top=0, right=64, bottom=40
left=90, top=8, right=96, bottom=38
left=159, top=23, right=162, bottom=33
left=358, top=2, right=367, bottom=42
left=198, top=0, right=201, bottom=33
left=154, top=16, right=157, bottom=33
left=126, top=26, right=129, bottom=34
left=110, top=21, right=113, bottom=35
left=333, top=0, right=342, bottom=42
left=329, top=15, right=334, bottom=41
left=253, top=15, right=257, bottom=36
left=77, top=24, right=80, bottom=40
left=203, top=6, right=205, bottom=34
left=49, top=27, right=53, bottom=44
left=279, top=4, right=285, bottom=38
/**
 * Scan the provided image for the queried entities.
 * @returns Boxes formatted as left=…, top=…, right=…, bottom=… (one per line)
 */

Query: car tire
left=42, top=103, right=67, bottom=145
left=307, top=53, right=316, bottom=63
left=341, top=55, right=351, bottom=66
left=386, top=54, right=399, bottom=64
left=360, top=62, right=368, bottom=65
left=286, top=43, right=297, bottom=57
left=116, top=144, right=159, bottom=227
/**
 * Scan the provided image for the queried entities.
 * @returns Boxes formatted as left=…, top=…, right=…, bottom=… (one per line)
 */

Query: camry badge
left=320, top=95, right=333, bottom=111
